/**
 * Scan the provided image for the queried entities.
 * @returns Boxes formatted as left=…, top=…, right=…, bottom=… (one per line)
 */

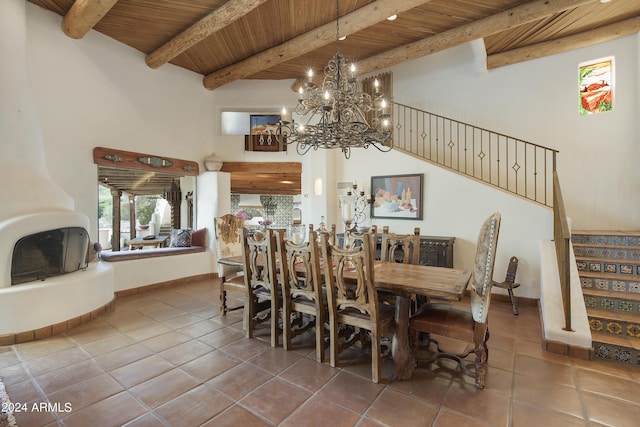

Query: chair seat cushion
left=410, top=303, right=474, bottom=342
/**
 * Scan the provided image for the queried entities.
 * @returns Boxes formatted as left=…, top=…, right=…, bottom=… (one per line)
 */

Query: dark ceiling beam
left=62, top=0, right=119, bottom=39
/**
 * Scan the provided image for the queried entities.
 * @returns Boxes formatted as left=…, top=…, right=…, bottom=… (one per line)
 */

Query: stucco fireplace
left=0, top=0, right=113, bottom=339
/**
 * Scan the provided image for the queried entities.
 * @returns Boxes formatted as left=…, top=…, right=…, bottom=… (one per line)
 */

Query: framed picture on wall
left=250, top=114, right=281, bottom=135
left=371, top=173, right=424, bottom=220
left=579, top=57, right=613, bottom=115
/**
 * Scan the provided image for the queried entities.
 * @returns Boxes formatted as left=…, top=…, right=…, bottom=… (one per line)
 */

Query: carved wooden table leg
left=392, top=293, right=414, bottom=380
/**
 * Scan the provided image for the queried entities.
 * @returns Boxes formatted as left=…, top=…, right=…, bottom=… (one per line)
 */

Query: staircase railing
left=553, top=171, right=573, bottom=331
left=392, top=103, right=558, bottom=207
left=391, top=102, right=573, bottom=330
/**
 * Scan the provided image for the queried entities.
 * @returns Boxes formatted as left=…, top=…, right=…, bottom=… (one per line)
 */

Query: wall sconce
left=314, top=178, right=323, bottom=196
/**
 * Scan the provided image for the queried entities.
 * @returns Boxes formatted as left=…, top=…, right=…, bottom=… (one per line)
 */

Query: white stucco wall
left=22, top=3, right=639, bottom=299
left=389, top=37, right=639, bottom=231
left=25, top=3, right=217, bottom=241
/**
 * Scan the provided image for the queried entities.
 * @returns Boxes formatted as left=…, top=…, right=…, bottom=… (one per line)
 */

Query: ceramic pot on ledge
left=204, top=153, right=223, bottom=171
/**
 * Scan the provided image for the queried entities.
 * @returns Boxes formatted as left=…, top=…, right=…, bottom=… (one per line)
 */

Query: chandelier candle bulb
left=281, top=107, right=291, bottom=123
left=274, top=0, right=392, bottom=159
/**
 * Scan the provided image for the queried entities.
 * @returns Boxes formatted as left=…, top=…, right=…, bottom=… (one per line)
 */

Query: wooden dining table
left=217, top=255, right=471, bottom=380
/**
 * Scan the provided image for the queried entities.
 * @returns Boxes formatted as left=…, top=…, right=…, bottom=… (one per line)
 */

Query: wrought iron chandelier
left=277, top=0, right=392, bottom=159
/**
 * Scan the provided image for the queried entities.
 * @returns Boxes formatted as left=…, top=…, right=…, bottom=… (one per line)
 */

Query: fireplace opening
left=11, top=227, right=89, bottom=285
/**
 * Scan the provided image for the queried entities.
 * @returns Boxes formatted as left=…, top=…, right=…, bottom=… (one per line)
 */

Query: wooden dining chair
left=240, top=227, right=281, bottom=347
left=379, top=226, right=422, bottom=308
left=409, top=212, right=501, bottom=389
left=319, top=231, right=394, bottom=383
left=309, top=222, right=337, bottom=245
left=276, top=229, right=327, bottom=362
left=214, top=214, right=245, bottom=315
left=346, top=224, right=378, bottom=254
left=380, top=227, right=421, bottom=265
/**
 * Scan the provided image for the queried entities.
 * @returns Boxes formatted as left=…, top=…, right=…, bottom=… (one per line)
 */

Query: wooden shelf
left=244, top=134, right=286, bottom=152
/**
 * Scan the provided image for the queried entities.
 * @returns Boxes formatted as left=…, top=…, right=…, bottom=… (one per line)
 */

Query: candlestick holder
left=338, top=183, right=372, bottom=235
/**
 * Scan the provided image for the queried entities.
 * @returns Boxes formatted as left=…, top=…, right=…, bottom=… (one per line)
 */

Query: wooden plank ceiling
left=28, top=0, right=640, bottom=91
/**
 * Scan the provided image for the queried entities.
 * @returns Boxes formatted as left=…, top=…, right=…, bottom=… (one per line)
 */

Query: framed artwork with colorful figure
left=579, top=57, right=613, bottom=115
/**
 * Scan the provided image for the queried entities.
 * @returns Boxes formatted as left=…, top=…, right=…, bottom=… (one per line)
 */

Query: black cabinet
left=417, top=236, right=455, bottom=268
left=337, top=234, right=455, bottom=268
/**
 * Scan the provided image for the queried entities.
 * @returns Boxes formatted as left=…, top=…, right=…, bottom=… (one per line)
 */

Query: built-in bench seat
left=100, top=245, right=205, bottom=262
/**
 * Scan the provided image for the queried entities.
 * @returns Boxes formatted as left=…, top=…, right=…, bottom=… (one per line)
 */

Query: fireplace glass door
left=11, top=227, right=89, bottom=285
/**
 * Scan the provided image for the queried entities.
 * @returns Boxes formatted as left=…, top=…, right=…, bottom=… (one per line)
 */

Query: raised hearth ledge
left=114, top=273, right=214, bottom=298
left=0, top=272, right=215, bottom=345
left=0, top=262, right=114, bottom=342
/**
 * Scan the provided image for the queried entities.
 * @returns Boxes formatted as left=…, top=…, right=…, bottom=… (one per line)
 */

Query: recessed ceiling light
left=600, top=0, right=611, bottom=3
left=387, top=15, right=397, bottom=21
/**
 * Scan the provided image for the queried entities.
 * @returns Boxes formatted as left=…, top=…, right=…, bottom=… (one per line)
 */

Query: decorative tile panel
left=612, top=281, right=627, bottom=292
left=601, top=299, right=615, bottom=310
left=584, top=296, right=597, bottom=308
left=589, top=263, right=602, bottom=272
left=606, top=322, right=622, bottom=335
left=618, top=301, right=634, bottom=312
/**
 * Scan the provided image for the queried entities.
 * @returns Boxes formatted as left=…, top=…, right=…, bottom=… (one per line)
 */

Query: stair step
left=587, top=309, right=640, bottom=340
left=575, top=257, right=640, bottom=277
left=591, top=330, right=636, bottom=348
left=582, top=287, right=640, bottom=303
left=573, top=242, right=640, bottom=250
left=572, top=231, right=640, bottom=247
left=579, top=271, right=640, bottom=294
left=591, top=331, right=640, bottom=365
left=575, top=256, right=640, bottom=266
left=587, top=308, right=639, bottom=323
left=584, top=294, right=640, bottom=319
left=573, top=244, right=640, bottom=262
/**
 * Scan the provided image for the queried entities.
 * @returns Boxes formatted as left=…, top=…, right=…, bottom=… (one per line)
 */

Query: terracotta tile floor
left=1, top=278, right=640, bottom=426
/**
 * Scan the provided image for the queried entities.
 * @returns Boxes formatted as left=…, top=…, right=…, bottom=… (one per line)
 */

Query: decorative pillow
left=169, top=229, right=192, bottom=247
left=191, top=228, right=207, bottom=247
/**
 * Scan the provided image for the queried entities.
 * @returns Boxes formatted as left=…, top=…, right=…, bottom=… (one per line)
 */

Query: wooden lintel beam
left=221, top=162, right=302, bottom=174
left=146, top=0, right=269, bottom=69
left=62, top=0, right=119, bottom=39
left=203, top=0, right=434, bottom=90
left=93, top=147, right=199, bottom=176
left=487, top=16, right=640, bottom=69
left=347, top=0, right=597, bottom=82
